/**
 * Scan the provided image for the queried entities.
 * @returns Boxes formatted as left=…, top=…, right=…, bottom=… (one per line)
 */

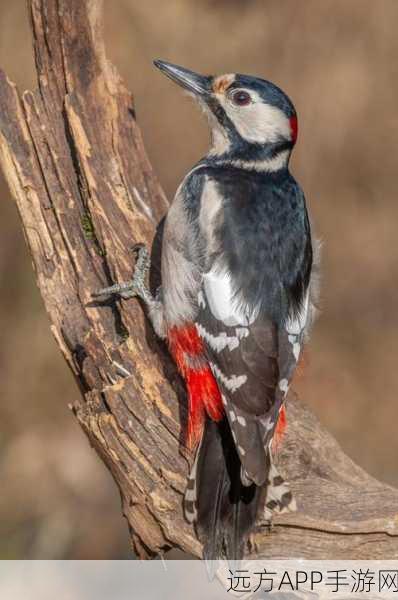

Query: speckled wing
left=195, top=270, right=308, bottom=488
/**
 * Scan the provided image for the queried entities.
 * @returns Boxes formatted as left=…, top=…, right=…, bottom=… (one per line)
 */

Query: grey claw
left=91, top=281, right=137, bottom=299
left=91, top=286, right=116, bottom=299
left=91, top=244, right=150, bottom=302
left=119, top=288, right=139, bottom=300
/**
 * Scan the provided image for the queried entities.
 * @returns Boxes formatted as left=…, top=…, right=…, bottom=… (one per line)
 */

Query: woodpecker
left=94, top=60, right=319, bottom=562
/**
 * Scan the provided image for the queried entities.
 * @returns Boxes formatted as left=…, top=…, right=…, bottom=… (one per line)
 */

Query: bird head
left=154, top=59, right=297, bottom=167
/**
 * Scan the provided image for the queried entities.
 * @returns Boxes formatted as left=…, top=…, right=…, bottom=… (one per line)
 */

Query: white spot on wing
left=287, top=333, right=301, bottom=361
left=279, top=378, right=289, bottom=394
left=203, top=269, right=259, bottom=327
left=210, top=362, right=247, bottom=393
left=196, top=323, right=239, bottom=352
left=236, top=327, right=249, bottom=339
left=197, top=290, right=206, bottom=309
left=262, top=416, right=275, bottom=433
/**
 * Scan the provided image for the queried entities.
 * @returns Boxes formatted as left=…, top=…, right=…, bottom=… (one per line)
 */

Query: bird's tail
left=183, top=417, right=263, bottom=563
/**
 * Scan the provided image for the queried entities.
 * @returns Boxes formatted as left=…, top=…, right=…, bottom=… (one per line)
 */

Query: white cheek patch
left=218, top=91, right=291, bottom=145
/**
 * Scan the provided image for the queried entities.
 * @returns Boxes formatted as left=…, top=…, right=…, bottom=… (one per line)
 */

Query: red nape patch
left=273, top=405, right=287, bottom=451
left=168, top=324, right=223, bottom=448
left=289, top=115, right=298, bottom=144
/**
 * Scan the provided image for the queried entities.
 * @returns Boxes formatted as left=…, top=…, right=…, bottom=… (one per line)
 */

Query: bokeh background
left=1, top=0, right=397, bottom=558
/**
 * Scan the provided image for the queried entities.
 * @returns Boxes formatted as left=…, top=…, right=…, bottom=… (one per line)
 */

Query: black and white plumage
left=94, top=60, right=319, bottom=563
left=180, top=162, right=312, bottom=487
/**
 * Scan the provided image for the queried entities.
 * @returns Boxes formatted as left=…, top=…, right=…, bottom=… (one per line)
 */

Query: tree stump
left=0, top=0, right=397, bottom=559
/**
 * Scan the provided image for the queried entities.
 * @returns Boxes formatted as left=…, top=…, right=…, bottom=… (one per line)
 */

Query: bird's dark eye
left=231, top=90, right=251, bottom=106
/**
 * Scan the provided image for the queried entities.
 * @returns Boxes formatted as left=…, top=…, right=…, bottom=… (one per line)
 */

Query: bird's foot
left=92, top=243, right=151, bottom=301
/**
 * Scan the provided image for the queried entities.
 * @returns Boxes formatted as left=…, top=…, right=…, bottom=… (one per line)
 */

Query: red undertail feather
left=273, top=404, right=287, bottom=451
left=168, top=324, right=223, bottom=448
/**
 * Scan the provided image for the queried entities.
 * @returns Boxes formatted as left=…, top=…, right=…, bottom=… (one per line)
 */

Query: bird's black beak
left=153, top=60, right=210, bottom=97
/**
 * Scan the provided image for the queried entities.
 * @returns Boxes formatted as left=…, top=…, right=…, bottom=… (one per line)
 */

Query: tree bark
left=0, top=0, right=397, bottom=559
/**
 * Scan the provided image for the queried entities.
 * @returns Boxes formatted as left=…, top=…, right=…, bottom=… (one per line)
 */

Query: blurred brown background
left=1, top=0, right=397, bottom=558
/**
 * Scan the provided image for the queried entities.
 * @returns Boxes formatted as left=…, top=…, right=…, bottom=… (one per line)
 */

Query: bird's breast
left=201, top=170, right=310, bottom=325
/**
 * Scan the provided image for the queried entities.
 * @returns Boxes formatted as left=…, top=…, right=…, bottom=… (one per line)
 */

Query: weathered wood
left=0, top=0, right=397, bottom=559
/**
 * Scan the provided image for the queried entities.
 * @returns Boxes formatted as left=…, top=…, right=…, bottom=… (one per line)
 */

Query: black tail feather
left=193, top=417, right=262, bottom=562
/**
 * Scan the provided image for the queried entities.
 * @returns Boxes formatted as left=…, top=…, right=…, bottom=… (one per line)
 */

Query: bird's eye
left=231, top=90, right=251, bottom=106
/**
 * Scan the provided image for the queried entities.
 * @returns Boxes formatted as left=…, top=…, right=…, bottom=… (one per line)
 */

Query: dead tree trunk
left=0, top=0, right=397, bottom=559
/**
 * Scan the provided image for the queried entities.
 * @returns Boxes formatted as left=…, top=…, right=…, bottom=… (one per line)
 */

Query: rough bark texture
left=0, top=0, right=397, bottom=560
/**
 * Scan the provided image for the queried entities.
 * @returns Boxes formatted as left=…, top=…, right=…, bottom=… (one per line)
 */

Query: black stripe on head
left=231, top=74, right=296, bottom=119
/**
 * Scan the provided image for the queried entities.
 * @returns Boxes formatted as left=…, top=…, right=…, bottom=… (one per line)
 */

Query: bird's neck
left=208, top=138, right=292, bottom=173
